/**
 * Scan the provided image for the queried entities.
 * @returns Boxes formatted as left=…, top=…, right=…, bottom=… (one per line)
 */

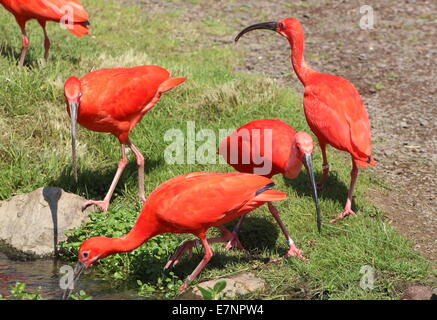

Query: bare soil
left=138, top=0, right=436, bottom=262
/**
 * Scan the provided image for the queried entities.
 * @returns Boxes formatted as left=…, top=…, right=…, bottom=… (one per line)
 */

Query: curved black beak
left=69, top=101, right=78, bottom=182
left=62, top=261, right=86, bottom=300
left=302, top=153, right=321, bottom=232
left=235, top=21, right=277, bottom=42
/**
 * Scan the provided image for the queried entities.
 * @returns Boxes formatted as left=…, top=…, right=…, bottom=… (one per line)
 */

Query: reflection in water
left=0, top=253, right=139, bottom=300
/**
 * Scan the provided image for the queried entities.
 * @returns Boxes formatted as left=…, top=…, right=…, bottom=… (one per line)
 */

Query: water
left=0, top=253, right=140, bottom=300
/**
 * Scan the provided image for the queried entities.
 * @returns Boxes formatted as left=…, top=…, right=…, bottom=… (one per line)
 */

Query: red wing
left=304, top=87, right=352, bottom=152
left=18, top=0, right=89, bottom=22
left=80, top=66, right=171, bottom=121
left=219, top=119, right=295, bottom=176
left=304, top=77, right=373, bottom=161
left=152, top=173, right=276, bottom=231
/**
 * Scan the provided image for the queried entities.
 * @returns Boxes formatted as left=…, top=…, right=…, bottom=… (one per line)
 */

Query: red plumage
left=235, top=17, right=376, bottom=222
left=214, top=118, right=320, bottom=259
left=1, top=0, right=90, bottom=65
left=68, top=172, right=285, bottom=294
left=64, top=65, right=186, bottom=212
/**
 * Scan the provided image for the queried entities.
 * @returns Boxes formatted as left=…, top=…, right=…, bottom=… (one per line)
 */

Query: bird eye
left=278, top=22, right=285, bottom=30
left=83, top=252, right=89, bottom=258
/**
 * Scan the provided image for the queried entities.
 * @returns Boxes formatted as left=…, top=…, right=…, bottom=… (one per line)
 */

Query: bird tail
left=253, top=189, right=286, bottom=202
left=158, top=77, right=186, bottom=94
left=355, top=154, right=376, bottom=168
left=66, top=21, right=90, bottom=37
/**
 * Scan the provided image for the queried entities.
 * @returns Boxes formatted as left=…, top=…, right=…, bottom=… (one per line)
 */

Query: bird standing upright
left=0, top=0, right=90, bottom=66
left=64, top=65, right=186, bottom=212
left=62, top=171, right=286, bottom=298
left=215, top=119, right=320, bottom=260
left=235, top=18, right=375, bottom=222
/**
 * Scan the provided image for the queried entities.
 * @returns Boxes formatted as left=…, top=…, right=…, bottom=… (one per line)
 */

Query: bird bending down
left=235, top=18, right=375, bottom=222
left=0, top=0, right=90, bottom=65
left=62, top=171, right=286, bottom=298
left=64, top=65, right=186, bottom=212
left=215, top=119, right=320, bottom=260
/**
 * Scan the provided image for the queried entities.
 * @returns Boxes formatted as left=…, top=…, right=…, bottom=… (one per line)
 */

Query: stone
left=0, top=187, right=94, bottom=258
left=401, top=285, right=433, bottom=300
left=183, top=272, right=266, bottom=299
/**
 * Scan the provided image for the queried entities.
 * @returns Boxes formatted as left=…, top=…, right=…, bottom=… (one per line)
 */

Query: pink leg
left=127, top=140, right=146, bottom=203
left=330, top=159, right=358, bottom=223
left=164, top=226, right=246, bottom=270
left=164, top=239, right=197, bottom=270
left=268, top=202, right=307, bottom=261
left=82, top=144, right=128, bottom=212
left=179, top=236, right=213, bottom=292
left=317, top=141, right=330, bottom=189
left=222, top=217, right=246, bottom=250
left=18, top=23, right=28, bottom=66
left=39, top=21, right=50, bottom=61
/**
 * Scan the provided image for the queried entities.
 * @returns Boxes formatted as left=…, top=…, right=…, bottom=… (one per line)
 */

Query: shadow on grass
left=155, top=216, right=281, bottom=280
left=283, top=169, right=359, bottom=212
left=0, top=42, right=39, bottom=68
left=48, top=157, right=164, bottom=200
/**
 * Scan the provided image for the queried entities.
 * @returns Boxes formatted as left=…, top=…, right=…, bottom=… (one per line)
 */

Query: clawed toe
left=329, top=209, right=356, bottom=223
left=82, top=200, right=109, bottom=212
left=273, top=244, right=308, bottom=262
left=164, top=240, right=195, bottom=270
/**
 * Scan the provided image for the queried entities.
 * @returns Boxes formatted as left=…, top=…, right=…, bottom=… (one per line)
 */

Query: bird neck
left=288, top=32, right=313, bottom=85
left=283, top=144, right=303, bottom=179
left=107, top=208, right=162, bottom=254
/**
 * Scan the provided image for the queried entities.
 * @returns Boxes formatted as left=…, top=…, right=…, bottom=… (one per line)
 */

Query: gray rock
left=0, top=187, right=94, bottom=258
left=184, top=272, right=266, bottom=299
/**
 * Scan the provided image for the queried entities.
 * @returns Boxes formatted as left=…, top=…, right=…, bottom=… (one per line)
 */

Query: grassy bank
left=0, top=0, right=433, bottom=299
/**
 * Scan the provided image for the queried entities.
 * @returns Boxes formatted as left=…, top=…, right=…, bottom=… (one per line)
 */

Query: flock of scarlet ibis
left=0, top=1, right=375, bottom=297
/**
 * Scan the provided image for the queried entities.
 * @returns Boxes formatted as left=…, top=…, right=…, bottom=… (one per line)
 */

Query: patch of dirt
left=137, top=0, right=436, bottom=262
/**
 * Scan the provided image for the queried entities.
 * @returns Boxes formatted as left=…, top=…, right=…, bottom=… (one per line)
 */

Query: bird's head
left=235, top=17, right=303, bottom=44
left=78, top=236, right=112, bottom=267
left=62, top=236, right=111, bottom=300
left=64, top=76, right=82, bottom=182
left=294, top=131, right=314, bottom=157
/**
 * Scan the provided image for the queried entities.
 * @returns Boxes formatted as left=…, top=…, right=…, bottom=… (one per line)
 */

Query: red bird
left=235, top=18, right=375, bottom=222
left=0, top=0, right=90, bottom=65
left=215, top=119, right=320, bottom=260
left=62, top=172, right=286, bottom=297
left=64, top=65, right=186, bottom=212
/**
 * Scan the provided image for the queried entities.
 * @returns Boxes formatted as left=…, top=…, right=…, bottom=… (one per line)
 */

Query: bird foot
left=222, top=231, right=247, bottom=251
left=224, top=236, right=246, bottom=251
left=179, top=282, right=189, bottom=292
left=316, top=183, right=325, bottom=191
left=82, top=200, right=109, bottom=212
left=164, top=240, right=195, bottom=270
left=329, top=208, right=356, bottom=223
left=272, top=244, right=308, bottom=262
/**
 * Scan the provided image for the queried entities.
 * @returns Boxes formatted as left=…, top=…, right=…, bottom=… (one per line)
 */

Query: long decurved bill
left=302, top=153, right=322, bottom=232
left=235, top=21, right=277, bottom=42
left=69, top=101, right=78, bottom=182
left=62, top=261, right=86, bottom=300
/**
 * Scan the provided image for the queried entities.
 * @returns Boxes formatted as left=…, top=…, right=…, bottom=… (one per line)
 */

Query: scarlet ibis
left=64, top=65, right=186, bottom=212
left=62, top=171, right=286, bottom=298
left=0, top=0, right=90, bottom=66
left=235, top=18, right=375, bottom=222
left=218, top=119, right=320, bottom=259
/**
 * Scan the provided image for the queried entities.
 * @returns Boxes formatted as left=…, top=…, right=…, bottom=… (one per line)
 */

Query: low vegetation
left=0, top=0, right=433, bottom=299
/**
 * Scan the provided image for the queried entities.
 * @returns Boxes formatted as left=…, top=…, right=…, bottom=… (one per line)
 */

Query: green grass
left=0, top=0, right=434, bottom=300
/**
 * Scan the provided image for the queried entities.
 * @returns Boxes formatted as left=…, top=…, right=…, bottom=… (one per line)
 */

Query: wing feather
left=304, top=74, right=373, bottom=164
